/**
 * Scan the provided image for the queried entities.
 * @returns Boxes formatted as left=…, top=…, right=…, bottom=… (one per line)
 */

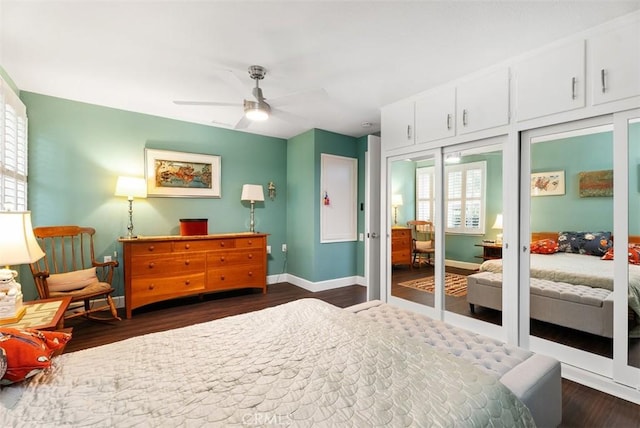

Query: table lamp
left=241, top=184, right=264, bottom=232
left=392, top=194, right=403, bottom=226
left=115, top=176, right=147, bottom=238
left=0, top=211, right=45, bottom=324
left=492, top=213, right=503, bottom=245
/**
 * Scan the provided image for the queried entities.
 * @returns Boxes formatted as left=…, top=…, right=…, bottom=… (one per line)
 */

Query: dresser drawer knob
left=220, top=242, right=225, bottom=247
left=184, top=244, right=190, bottom=249
left=248, top=254, right=253, bottom=259
left=219, top=256, right=225, bottom=262
left=247, top=240, right=253, bottom=246
left=220, top=275, right=225, bottom=280
left=184, top=260, right=190, bottom=266
left=148, top=283, right=155, bottom=290
left=148, top=262, right=155, bottom=269
left=148, top=245, right=155, bottom=252
left=248, top=271, right=253, bottom=277
left=184, top=280, right=190, bottom=286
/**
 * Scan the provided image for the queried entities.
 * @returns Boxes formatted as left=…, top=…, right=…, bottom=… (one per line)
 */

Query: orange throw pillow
left=0, top=328, right=72, bottom=385
left=530, top=239, right=559, bottom=254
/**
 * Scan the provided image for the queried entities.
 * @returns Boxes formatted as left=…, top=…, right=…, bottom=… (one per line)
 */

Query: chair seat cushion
left=48, top=281, right=112, bottom=299
left=415, top=241, right=434, bottom=252
left=47, top=267, right=98, bottom=292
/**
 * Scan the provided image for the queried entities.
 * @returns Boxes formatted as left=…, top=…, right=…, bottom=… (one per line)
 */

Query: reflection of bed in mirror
left=467, top=232, right=640, bottom=338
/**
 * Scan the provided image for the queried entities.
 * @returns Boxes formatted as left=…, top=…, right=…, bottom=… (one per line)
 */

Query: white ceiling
left=2, top=1, right=640, bottom=140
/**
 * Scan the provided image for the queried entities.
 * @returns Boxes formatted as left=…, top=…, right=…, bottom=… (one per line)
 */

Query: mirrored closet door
left=389, top=153, right=437, bottom=309
left=522, top=116, right=619, bottom=372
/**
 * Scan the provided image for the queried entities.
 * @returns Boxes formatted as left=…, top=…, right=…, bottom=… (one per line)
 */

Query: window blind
left=0, top=78, right=28, bottom=211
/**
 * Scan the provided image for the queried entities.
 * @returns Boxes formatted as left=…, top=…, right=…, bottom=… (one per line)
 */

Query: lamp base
left=0, top=305, right=26, bottom=325
left=0, top=269, right=25, bottom=325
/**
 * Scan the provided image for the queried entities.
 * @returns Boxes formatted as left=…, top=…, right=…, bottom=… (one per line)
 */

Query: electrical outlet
left=282, top=244, right=287, bottom=252
left=103, top=255, right=112, bottom=263
left=266, top=245, right=271, bottom=254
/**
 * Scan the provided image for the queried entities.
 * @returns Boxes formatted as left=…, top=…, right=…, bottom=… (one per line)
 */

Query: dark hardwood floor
left=64, top=282, right=639, bottom=427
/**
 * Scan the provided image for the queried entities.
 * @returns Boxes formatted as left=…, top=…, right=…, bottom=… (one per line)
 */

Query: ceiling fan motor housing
left=248, top=65, right=266, bottom=80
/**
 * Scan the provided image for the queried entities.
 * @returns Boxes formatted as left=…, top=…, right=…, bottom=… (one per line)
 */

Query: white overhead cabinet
left=381, top=99, right=415, bottom=150
left=413, top=67, right=510, bottom=144
left=415, top=85, right=456, bottom=143
left=514, top=39, right=586, bottom=121
left=589, top=20, right=640, bottom=106
left=456, top=67, right=510, bottom=135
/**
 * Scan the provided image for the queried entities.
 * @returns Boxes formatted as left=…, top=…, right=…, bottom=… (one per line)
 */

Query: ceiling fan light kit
left=244, top=99, right=270, bottom=121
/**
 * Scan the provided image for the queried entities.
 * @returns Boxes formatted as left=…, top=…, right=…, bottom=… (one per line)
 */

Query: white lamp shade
left=241, top=184, right=265, bottom=202
left=115, top=176, right=147, bottom=199
left=492, top=214, right=503, bottom=230
left=0, top=211, right=45, bottom=265
left=392, top=194, right=403, bottom=207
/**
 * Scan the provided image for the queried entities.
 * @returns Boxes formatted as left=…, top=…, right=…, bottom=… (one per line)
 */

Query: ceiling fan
left=174, top=65, right=322, bottom=130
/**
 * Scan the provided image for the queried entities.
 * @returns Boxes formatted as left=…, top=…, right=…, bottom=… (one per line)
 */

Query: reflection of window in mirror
left=443, top=146, right=503, bottom=325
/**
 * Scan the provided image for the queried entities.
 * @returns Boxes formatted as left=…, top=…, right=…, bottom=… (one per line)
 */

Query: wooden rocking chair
left=29, top=226, right=121, bottom=321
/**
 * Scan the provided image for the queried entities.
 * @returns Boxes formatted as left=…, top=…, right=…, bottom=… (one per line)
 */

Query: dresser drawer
left=131, top=273, right=206, bottom=304
left=207, top=249, right=263, bottom=267
left=128, top=242, right=173, bottom=256
left=235, top=236, right=266, bottom=248
left=130, top=253, right=206, bottom=277
left=208, top=266, right=266, bottom=289
left=172, top=240, right=217, bottom=252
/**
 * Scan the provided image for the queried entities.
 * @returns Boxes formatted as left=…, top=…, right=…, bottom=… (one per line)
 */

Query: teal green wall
left=286, top=130, right=316, bottom=280
left=20, top=91, right=288, bottom=300
left=287, top=129, right=361, bottom=282
left=531, top=131, right=613, bottom=232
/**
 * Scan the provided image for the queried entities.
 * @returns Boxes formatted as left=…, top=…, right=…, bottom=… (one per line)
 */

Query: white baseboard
left=269, top=273, right=365, bottom=292
left=446, top=259, right=481, bottom=271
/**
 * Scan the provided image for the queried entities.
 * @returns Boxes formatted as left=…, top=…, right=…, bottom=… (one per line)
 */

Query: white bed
left=1, top=299, right=538, bottom=427
left=480, top=253, right=640, bottom=318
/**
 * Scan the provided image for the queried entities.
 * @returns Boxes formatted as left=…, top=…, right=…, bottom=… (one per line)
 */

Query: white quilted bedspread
left=1, top=299, right=534, bottom=427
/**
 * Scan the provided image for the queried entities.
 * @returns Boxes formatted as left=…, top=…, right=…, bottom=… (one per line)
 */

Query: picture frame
left=579, top=169, right=613, bottom=197
left=530, top=170, right=565, bottom=196
left=145, top=148, right=221, bottom=198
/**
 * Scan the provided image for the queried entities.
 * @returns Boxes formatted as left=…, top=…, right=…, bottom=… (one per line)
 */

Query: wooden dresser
left=391, top=227, right=412, bottom=267
left=119, top=233, right=268, bottom=318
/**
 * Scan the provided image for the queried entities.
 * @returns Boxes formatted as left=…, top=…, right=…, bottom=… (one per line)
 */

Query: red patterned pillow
left=530, top=239, right=558, bottom=254
left=600, top=245, right=640, bottom=264
left=0, top=328, right=71, bottom=385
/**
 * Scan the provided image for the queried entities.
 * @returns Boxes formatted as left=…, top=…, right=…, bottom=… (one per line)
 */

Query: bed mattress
left=1, top=298, right=535, bottom=427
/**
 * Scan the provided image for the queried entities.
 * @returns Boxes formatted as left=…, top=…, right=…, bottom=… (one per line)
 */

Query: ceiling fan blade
left=234, top=115, right=251, bottom=129
left=271, top=108, right=312, bottom=127
left=268, top=88, right=328, bottom=108
left=174, top=100, right=241, bottom=107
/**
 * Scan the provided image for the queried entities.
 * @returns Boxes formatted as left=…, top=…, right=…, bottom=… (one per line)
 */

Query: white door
left=365, top=135, right=381, bottom=300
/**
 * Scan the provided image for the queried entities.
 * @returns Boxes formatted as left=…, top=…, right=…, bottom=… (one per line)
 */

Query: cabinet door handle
left=446, top=113, right=452, bottom=130
left=600, top=69, right=606, bottom=93
left=571, top=77, right=577, bottom=100
left=407, top=125, right=412, bottom=140
left=462, top=109, right=468, bottom=126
